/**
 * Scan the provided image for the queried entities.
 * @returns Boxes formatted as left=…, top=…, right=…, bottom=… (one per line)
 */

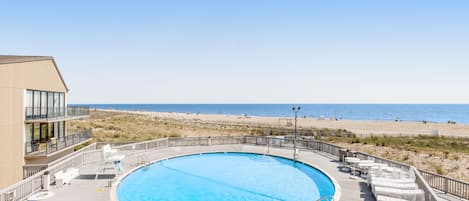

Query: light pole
left=292, top=106, right=301, bottom=161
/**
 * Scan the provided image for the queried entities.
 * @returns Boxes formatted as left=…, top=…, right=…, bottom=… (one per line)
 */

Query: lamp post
left=292, top=106, right=301, bottom=161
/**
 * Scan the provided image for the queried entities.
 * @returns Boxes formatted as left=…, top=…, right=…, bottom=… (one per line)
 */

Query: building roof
left=0, top=55, right=69, bottom=92
left=0, top=55, right=54, bottom=65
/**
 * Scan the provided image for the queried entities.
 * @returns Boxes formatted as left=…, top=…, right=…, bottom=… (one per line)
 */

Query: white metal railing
left=22, top=143, right=97, bottom=179
left=0, top=136, right=449, bottom=201
left=107, top=136, right=441, bottom=201
left=420, top=169, right=469, bottom=200
left=0, top=151, right=99, bottom=201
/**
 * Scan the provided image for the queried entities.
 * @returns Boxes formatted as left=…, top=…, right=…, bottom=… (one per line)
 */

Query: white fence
left=0, top=136, right=446, bottom=201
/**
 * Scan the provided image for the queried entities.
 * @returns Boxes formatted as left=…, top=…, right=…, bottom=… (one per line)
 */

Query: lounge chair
left=102, top=144, right=118, bottom=157
left=54, top=168, right=79, bottom=187
left=369, top=176, right=415, bottom=185
left=371, top=181, right=418, bottom=194
left=376, top=195, right=409, bottom=201
left=96, top=144, right=125, bottom=179
left=374, top=186, right=425, bottom=201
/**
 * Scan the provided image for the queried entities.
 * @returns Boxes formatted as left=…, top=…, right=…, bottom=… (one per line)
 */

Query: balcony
left=25, top=106, right=90, bottom=122
left=25, top=129, right=92, bottom=157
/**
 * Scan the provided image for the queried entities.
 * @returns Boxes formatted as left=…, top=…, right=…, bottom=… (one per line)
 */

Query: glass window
left=53, top=93, right=59, bottom=117
left=25, top=124, right=33, bottom=153
left=26, top=90, right=33, bottom=117
left=59, top=121, right=65, bottom=139
left=48, top=123, right=54, bottom=138
left=33, top=91, right=40, bottom=116
left=40, top=123, right=48, bottom=142
left=54, top=122, right=59, bottom=140
left=25, top=124, right=32, bottom=142
left=60, top=93, right=65, bottom=115
left=48, top=92, right=54, bottom=115
left=25, top=90, right=67, bottom=119
left=41, top=91, right=47, bottom=117
left=33, top=123, right=40, bottom=142
left=26, top=90, right=33, bottom=108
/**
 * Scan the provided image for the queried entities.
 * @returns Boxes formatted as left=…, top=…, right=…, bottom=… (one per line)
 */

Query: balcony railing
left=24, top=129, right=92, bottom=156
left=25, top=106, right=90, bottom=122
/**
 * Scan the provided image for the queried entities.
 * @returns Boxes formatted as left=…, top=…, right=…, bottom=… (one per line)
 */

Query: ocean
left=71, top=104, right=469, bottom=124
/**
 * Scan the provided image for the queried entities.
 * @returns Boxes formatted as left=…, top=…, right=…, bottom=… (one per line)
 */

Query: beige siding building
left=0, top=56, right=91, bottom=188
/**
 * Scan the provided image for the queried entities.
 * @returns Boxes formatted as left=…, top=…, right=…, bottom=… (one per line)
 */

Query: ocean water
left=117, top=153, right=335, bottom=201
left=72, top=104, right=469, bottom=124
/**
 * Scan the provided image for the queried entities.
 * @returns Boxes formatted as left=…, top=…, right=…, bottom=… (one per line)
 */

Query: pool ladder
left=136, top=154, right=149, bottom=166
left=317, top=195, right=334, bottom=201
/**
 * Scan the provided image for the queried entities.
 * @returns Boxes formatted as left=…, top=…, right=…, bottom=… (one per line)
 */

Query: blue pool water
left=117, top=153, right=336, bottom=201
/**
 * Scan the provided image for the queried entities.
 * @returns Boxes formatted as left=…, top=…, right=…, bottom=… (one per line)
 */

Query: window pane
left=25, top=124, right=32, bottom=142
left=26, top=90, right=33, bottom=117
left=54, top=122, right=59, bottom=140
left=26, top=90, right=33, bottom=108
left=49, top=123, right=54, bottom=138
left=48, top=92, right=54, bottom=114
left=54, top=93, right=59, bottom=116
left=33, top=91, right=40, bottom=116
left=25, top=124, right=33, bottom=153
left=59, top=93, right=65, bottom=115
left=41, top=91, right=47, bottom=116
left=40, top=123, right=48, bottom=142
left=59, top=121, right=65, bottom=139
left=33, top=123, right=40, bottom=142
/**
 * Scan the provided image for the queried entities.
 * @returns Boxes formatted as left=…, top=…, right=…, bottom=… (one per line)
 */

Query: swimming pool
left=117, top=152, right=336, bottom=201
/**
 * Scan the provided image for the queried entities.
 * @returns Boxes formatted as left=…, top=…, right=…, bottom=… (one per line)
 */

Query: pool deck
left=41, top=144, right=375, bottom=201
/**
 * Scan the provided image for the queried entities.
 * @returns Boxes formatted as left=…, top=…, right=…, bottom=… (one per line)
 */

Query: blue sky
left=1, top=1, right=469, bottom=104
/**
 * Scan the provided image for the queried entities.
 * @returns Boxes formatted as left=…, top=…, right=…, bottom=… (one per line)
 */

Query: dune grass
left=69, top=110, right=468, bottom=181
left=70, top=110, right=468, bottom=153
left=326, top=134, right=469, bottom=154
left=327, top=134, right=469, bottom=181
left=68, top=110, right=266, bottom=142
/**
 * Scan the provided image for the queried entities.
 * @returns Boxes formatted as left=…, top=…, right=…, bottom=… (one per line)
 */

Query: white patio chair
left=95, top=144, right=125, bottom=180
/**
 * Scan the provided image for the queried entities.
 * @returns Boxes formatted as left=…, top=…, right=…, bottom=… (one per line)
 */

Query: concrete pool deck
left=41, top=144, right=375, bottom=201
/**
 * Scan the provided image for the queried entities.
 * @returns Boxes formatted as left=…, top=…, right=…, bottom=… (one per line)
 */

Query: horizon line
left=68, top=102, right=469, bottom=105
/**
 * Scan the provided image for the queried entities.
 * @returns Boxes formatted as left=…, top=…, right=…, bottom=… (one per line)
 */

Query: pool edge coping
left=110, top=147, right=342, bottom=201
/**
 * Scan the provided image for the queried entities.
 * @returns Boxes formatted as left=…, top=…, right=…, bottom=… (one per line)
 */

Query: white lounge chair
left=54, top=168, right=79, bottom=187
left=369, top=176, right=415, bottom=185
left=374, top=186, right=425, bottom=201
left=369, top=169, right=411, bottom=181
left=376, top=195, right=409, bottom=201
left=371, top=181, right=418, bottom=194
left=102, top=144, right=118, bottom=158
left=96, top=144, right=125, bottom=179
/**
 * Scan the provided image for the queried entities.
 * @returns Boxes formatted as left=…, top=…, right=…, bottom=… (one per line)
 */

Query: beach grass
left=68, top=110, right=469, bottom=181
left=67, top=110, right=265, bottom=142
left=326, top=134, right=469, bottom=154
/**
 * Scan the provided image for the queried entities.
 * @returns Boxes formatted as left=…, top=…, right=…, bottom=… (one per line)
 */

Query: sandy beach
left=102, top=109, right=469, bottom=138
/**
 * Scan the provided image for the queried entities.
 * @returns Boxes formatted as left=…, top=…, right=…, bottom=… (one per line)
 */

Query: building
left=0, top=55, right=91, bottom=188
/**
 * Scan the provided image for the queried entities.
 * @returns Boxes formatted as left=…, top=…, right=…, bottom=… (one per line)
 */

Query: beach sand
left=103, top=109, right=469, bottom=138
